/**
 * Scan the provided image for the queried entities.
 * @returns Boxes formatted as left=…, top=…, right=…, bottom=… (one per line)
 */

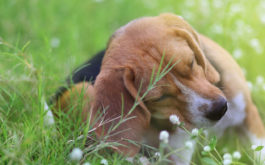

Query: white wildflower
left=185, top=141, right=193, bottom=149
left=203, top=145, right=211, bottom=152
left=250, top=38, right=263, bottom=54
left=154, top=152, right=161, bottom=158
left=69, top=148, right=83, bottom=161
left=251, top=144, right=257, bottom=150
left=50, top=37, right=60, bottom=48
left=159, top=130, right=169, bottom=143
left=230, top=4, right=242, bottom=15
left=233, top=49, right=243, bottom=59
left=211, top=24, right=223, bottom=34
left=139, top=156, right=150, bottom=165
left=100, top=159, right=108, bottom=165
left=223, top=153, right=232, bottom=160
left=191, top=128, right=199, bottom=136
left=245, top=25, right=253, bottom=34
left=169, top=114, right=181, bottom=125
left=233, top=151, right=241, bottom=159
left=260, top=14, right=265, bottom=24
left=223, top=159, right=232, bottom=165
left=256, top=76, right=264, bottom=85
left=83, top=162, right=91, bottom=165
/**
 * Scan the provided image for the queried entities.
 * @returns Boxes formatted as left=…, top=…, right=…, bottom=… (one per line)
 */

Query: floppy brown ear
left=90, top=67, right=151, bottom=156
left=198, top=35, right=221, bottom=84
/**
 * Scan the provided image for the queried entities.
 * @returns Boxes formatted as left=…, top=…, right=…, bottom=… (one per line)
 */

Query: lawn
left=1, top=0, right=265, bottom=164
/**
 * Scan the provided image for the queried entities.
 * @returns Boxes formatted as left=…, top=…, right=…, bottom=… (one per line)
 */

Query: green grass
left=1, top=0, right=265, bottom=164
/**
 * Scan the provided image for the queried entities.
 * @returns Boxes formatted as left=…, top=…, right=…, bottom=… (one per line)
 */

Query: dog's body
left=53, top=14, right=265, bottom=164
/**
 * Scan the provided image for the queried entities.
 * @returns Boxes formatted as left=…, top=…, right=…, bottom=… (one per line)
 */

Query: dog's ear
left=90, top=67, right=151, bottom=156
left=198, top=35, right=221, bottom=84
left=173, top=27, right=220, bottom=84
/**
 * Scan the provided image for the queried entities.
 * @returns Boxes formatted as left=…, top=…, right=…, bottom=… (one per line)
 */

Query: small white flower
left=185, top=141, right=193, bottom=149
left=256, top=76, right=264, bottom=85
left=223, top=159, right=232, bottom=165
left=154, top=152, right=161, bottom=158
left=233, top=151, right=241, bottom=159
left=230, top=4, right=242, bottom=15
left=250, top=38, right=263, bottom=54
left=251, top=144, right=257, bottom=150
left=203, top=145, right=211, bottom=152
left=169, top=115, right=181, bottom=125
left=211, top=24, right=223, bottom=34
left=223, top=153, right=232, bottom=160
left=191, top=128, right=199, bottom=136
left=69, top=148, right=83, bottom=161
left=260, top=14, right=265, bottom=24
left=100, top=159, right=108, bottom=165
left=159, top=130, right=169, bottom=143
left=233, top=49, right=243, bottom=59
left=83, top=162, right=91, bottom=165
left=139, top=156, right=150, bottom=165
left=50, top=37, right=60, bottom=48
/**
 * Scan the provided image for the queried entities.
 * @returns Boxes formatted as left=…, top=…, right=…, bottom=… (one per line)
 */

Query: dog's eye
left=152, top=94, right=173, bottom=102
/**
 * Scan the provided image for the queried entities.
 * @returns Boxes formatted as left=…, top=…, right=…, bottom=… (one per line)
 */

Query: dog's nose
left=205, top=96, right=227, bottom=121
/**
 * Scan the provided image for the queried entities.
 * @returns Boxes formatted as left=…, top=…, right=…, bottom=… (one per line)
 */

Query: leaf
left=255, top=145, right=264, bottom=151
left=201, top=157, right=218, bottom=165
left=209, top=136, right=217, bottom=149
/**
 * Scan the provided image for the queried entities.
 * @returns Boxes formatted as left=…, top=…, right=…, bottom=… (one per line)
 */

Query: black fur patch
left=51, top=50, right=105, bottom=104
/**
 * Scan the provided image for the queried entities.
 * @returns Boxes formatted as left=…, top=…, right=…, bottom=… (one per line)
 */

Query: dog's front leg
left=168, top=128, right=194, bottom=165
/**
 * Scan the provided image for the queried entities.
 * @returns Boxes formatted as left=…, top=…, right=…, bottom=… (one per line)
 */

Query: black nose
left=205, top=97, right=227, bottom=121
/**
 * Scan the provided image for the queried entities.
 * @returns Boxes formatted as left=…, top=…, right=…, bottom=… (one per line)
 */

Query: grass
left=1, top=0, right=265, bottom=164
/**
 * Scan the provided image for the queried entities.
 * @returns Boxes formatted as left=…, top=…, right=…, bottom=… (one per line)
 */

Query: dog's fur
left=52, top=13, right=265, bottom=164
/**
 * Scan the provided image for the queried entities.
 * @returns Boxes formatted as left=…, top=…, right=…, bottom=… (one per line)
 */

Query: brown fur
left=54, top=13, right=265, bottom=161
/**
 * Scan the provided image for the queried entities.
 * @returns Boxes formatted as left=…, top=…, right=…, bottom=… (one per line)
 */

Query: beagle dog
left=52, top=13, right=265, bottom=164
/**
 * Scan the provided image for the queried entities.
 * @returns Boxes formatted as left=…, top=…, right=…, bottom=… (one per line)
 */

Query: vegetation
left=1, top=0, right=265, bottom=164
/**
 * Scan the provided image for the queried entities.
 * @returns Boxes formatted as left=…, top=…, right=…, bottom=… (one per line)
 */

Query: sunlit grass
left=1, top=0, right=265, bottom=164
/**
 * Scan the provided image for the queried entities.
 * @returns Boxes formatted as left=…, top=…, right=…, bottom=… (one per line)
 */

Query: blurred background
left=0, top=0, right=265, bottom=164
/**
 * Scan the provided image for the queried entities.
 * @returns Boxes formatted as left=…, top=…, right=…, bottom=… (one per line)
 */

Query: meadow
left=1, top=0, right=265, bottom=164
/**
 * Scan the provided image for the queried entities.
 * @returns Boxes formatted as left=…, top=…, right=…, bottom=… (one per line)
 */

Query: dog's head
left=90, top=13, right=227, bottom=155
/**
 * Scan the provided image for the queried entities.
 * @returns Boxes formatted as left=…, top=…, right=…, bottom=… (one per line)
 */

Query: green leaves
left=201, top=157, right=218, bottom=165
left=209, top=136, right=217, bottom=150
left=254, top=145, right=264, bottom=151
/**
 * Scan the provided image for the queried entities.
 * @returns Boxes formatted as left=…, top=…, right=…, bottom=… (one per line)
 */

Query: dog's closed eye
left=151, top=94, right=174, bottom=102
left=190, top=57, right=195, bottom=69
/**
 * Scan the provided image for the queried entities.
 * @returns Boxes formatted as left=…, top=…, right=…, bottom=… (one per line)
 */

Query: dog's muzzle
left=205, top=96, right=228, bottom=121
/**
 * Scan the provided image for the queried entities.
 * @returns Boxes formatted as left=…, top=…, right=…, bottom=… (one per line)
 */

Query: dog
left=52, top=13, right=265, bottom=164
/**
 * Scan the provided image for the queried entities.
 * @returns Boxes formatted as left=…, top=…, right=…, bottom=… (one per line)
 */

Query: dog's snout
left=205, top=96, right=227, bottom=121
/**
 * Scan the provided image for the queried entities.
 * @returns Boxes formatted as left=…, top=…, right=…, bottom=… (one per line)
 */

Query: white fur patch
left=169, top=129, right=194, bottom=165
left=247, top=132, right=265, bottom=161
left=170, top=74, right=213, bottom=127
left=212, top=93, right=246, bottom=136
